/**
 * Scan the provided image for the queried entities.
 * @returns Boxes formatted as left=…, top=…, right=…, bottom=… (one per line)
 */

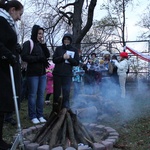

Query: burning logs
left=32, top=108, right=96, bottom=149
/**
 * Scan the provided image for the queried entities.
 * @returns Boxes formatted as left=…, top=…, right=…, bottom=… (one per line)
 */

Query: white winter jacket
left=114, top=59, right=128, bottom=76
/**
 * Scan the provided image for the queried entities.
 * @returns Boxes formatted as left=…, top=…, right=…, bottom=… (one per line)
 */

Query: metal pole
left=9, top=65, right=24, bottom=150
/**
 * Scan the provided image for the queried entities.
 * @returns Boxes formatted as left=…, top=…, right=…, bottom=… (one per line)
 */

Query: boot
left=0, top=140, right=12, bottom=150
left=45, top=100, right=50, bottom=105
left=0, top=113, right=12, bottom=150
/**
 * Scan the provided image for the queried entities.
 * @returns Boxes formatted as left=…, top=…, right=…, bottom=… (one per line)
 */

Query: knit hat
left=120, top=52, right=128, bottom=58
left=102, top=51, right=110, bottom=57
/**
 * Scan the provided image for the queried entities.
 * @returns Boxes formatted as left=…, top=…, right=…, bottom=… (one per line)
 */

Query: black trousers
left=0, top=113, right=4, bottom=140
left=45, top=94, right=52, bottom=101
left=53, top=75, right=72, bottom=108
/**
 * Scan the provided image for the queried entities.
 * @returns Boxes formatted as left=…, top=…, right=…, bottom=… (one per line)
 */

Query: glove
left=112, top=59, right=117, bottom=64
left=1, top=49, right=17, bottom=66
left=8, top=54, right=17, bottom=66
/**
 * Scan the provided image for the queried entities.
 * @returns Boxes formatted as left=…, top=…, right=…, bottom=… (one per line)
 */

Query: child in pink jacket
left=45, top=64, right=54, bottom=104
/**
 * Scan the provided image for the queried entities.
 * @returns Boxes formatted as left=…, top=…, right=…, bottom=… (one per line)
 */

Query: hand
left=8, top=55, right=17, bottom=66
left=39, top=37, right=45, bottom=44
left=1, top=53, right=17, bottom=66
left=112, top=59, right=117, bottom=64
left=63, top=53, right=70, bottom=60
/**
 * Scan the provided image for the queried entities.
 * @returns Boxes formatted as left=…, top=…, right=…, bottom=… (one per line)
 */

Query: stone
left=65, top=147, right=76, bottom=150
left=37, top=145, right=49, bottom=150
left=101, top=141, right=113, bottom=150
left=93, top=143, right=105, bottom=150
left=52, top=146, right=63, bottom=150
left=25, top=142, right=39, bottom=150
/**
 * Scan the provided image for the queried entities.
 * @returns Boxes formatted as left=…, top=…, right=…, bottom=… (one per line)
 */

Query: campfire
left=23, top=95, right=119, bottom=150
left=32, top=107, right=96, bottom=149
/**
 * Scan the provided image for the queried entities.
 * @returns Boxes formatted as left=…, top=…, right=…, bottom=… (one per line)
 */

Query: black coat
left=21, top=41, right=50, bottom=76
left=21, top=25, right=50, bottom=77
left=53, top=45, right=79, bottom=77
left=0, top=16, right=21, bottom=113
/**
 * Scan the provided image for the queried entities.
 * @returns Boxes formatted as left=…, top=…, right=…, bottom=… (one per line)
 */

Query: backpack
left=28, top=39, right=34, bottom=53
left=21, top=39, right=34, bottom=71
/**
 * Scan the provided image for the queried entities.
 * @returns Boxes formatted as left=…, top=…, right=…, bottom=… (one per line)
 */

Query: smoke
left=70, top=76, right=150, bottom=126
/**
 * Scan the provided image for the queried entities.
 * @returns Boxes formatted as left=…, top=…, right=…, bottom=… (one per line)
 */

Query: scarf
left=0, top=8, right=19, bottom=39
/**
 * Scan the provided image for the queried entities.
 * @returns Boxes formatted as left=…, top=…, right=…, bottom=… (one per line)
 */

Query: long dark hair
left=0, top=0, right=23, bottom=11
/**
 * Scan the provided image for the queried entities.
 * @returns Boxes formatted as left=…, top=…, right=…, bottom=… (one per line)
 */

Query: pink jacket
left=46, top=65, right=54, bottom=94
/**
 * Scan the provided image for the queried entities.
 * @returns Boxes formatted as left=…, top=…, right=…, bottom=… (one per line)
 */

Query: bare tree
left=26, top=0, right=97, bottom=49
left=101, top=0, right=133, bottom=49
left=137, top=4, right=150, bottom=40
left=80, top=18, right=118, bottom=58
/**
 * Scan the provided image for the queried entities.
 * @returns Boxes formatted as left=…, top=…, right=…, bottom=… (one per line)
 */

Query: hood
left=62, top=33, right=73, bottom=45
left=31, top=25, right=44, bottom=42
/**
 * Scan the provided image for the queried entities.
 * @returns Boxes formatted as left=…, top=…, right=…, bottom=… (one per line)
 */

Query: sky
left=94, top=0, right=150, bottom=51
left=94, top=0, right=149, bottom=41
left=21, top=0, right=149, bottom=42
left=20, top=0, right=149, bottom=51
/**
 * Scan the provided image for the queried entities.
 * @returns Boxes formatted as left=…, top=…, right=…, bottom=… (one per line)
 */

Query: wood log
left=49, top=108, right=67, bottom=149
left=61, top=119, right=67, bottom=148
left=70, top=109, right=95, bottom=142
left=66, top=112, right=78, bottom=149
left=67, top=111, right=88, bottom=145
left=73, top=122, right=89, bottom=145
left=52, top=96, right=62, bottom=113
left=32, top=112, right=58, bottom=144
left=77, top=119, right=95, bottom=142
left=32, top=104, right=99, bottom=149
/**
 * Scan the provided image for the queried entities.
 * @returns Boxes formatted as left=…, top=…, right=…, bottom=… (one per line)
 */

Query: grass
left=3, top=89, right=150, bottom=150
left=3, top=100, right=52, bottom=143
left=103, top=91, right=150, bottom=150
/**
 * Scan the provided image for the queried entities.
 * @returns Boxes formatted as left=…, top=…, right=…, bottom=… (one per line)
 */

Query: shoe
left=39, top=117, right=47, bottom=123
left=4, top=118, right=17, bottom=126
left=0, top=140, right=12, bottom=150
left=31, top=118, right=40, bottom=124
left=45, top=100, right=50, bottom=105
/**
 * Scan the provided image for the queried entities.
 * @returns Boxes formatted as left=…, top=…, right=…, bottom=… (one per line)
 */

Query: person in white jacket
left=112, top=52, right=129, bottom=98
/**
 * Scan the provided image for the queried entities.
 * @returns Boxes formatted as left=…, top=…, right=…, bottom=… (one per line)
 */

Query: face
left=91, top=54, right=96, bottom=59
left=120, top=56, right=124, bottom=61
left=63, top=37, right=71, bottom=45
left=104, top=55, right=110, bottom=61
left=10, top=7, right=23, bottom=21
left=37, top=29, right=44, bottom=42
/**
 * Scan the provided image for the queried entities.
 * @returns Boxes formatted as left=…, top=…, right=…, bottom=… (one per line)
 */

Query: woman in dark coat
left=52, top=33, right=79, bottom=110
left=0, top=0, right=23, bottom=149
left=21, top=25, right=50, bottom=124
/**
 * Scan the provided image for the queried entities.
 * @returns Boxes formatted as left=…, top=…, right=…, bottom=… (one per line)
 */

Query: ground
left=3, top=89, right=150, bottom=150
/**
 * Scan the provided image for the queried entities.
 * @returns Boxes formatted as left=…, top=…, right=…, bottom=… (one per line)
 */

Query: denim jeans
left=27, top=75, right=46, bottom=120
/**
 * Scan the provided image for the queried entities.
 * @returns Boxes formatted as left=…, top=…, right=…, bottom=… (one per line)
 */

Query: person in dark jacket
left=0, top=0, right=23, bottom=149
left=111, top=54, right=119, bottom=84
left=52, top=33, right=79, bottom=111
left=21, top=25, right=50, bottom=124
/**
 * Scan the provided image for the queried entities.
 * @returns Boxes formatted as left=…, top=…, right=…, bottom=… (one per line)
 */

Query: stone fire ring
left=19, top=123, right=119, bottom=150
